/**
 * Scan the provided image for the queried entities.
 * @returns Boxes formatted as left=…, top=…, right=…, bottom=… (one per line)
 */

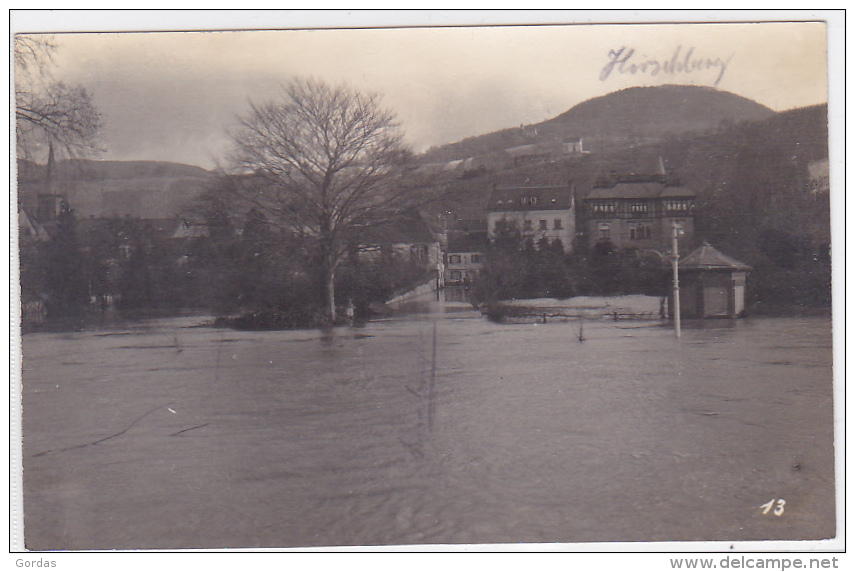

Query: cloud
left=33, top=22, right=827, bottom=168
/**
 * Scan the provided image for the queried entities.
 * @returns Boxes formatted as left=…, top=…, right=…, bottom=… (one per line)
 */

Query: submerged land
left=21, top=309, right=834, bottom=549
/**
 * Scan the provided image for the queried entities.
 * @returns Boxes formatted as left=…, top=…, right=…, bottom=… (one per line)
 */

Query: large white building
left=486, top=184, right=576, bottom=252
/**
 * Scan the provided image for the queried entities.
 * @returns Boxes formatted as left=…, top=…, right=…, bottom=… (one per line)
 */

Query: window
left=411, top=244, right=428, bottom=259
left=592, top=200, right=616, bottom=214
left=598, top=223, right=610, bottom=240
left=665, top=199, right=690, bottom=213
left=450, top=270, right=462, bottom=281
left=449, top=254, right=462, bottom=264
left=524, top=219, right=533, bottom=231
left=630, top=201, right=649, bottom=214
left=629, top=224, right=651, bottom=240
left=530, top=196, right=538, bottom=205
left=539, top=219, right=548, bottom=230
left=470, top=254, right=482, bottom=264
left=553, top=219, right=563, bottom=230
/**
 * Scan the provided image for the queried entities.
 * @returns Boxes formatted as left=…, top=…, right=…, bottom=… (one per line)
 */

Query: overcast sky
left=16, top=14, right=830, bottom=170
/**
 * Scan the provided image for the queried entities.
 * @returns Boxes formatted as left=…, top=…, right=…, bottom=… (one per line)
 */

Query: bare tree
left=227, top=78, right=413, bottom=324
left=15, top=34, right=103, bottom=160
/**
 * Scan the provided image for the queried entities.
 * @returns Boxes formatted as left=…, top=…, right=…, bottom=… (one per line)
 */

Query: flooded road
left=20, top=310, right=835, bottom=549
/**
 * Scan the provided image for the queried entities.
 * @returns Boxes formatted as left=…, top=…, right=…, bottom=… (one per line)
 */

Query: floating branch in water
left=32, top=402, right=172, bottom=457
left=169, top=423, right=210, bottom=437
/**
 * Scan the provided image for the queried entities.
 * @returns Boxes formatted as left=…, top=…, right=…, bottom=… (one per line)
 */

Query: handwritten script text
left=600, top=46, right=733, bottom=86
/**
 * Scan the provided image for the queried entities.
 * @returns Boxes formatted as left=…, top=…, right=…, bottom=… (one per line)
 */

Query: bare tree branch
left=14, top=34, right=103, bottom=161
left=226, top=78, right=416, bottom=324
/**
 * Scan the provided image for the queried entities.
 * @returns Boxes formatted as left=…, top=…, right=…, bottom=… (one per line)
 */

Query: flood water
left=19, top=309, right=835, bottom=549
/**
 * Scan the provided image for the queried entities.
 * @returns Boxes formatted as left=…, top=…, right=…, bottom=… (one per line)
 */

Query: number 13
left=760, top=499, right=786, bottom=516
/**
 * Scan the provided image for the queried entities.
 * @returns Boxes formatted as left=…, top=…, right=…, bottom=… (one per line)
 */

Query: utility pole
left=671, top=221, right=683, bottom=339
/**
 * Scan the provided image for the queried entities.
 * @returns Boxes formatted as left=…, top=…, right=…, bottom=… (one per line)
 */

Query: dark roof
left=659, top=185, right=696, bottom=198
left=447, top=231, right=488, bottom=253
left=487, top=186, right=573, bottom=212
left=490, top=170, right=574, bottom=188
left=358, top=217, right=436, bottom=246
left=585, top=181, right=695, bottom=200
left=451, top=218, right=487, bottom=233
left=679, top=243, right=752, bottom=271
left=592, top=153, right=667, bottom=182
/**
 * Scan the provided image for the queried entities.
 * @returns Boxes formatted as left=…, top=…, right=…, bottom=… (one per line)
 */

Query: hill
left=660, top=103, right=829, bottom=257
left=17, top=159, right=214, bottom=219
left=427, top=102, right=830, bottom=308
left=421, top=85, right=775, bottom=162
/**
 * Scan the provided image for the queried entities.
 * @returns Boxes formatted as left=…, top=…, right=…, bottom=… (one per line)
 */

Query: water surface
left=21, top=311, right=835, bottom=549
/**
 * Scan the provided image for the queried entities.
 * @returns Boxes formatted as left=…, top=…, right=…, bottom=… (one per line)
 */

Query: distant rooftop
left=488, top=185, right=573, bottom=212
left=585, top=181, right=695, bottom=200
left=447, top=231, right=488, bottom=253
left=357, top=216, right=436, bottom=246
left=679, top=243, right=752, bottom=271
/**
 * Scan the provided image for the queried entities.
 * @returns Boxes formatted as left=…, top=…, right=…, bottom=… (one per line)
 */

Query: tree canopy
left=227, top=78, right=412, bottom=323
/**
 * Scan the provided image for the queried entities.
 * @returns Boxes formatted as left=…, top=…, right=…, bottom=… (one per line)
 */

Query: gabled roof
left=18, top=208, right=51, bottom=242
left=679, top=243, right=752, bottom=271
left=450, top=218, right=488, bottom=233
left=447, top=231, right=488, bottom=253
left=358, top=216, right=437, bottom=246
left=488, top=185, right=573, bottom=212
left=585, top=181, right=695, bottom=200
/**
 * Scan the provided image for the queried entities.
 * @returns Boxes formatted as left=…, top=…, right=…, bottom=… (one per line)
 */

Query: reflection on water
left=442, top=285, right=475, bottom=304
left=20, top=311, right=835, bottom=549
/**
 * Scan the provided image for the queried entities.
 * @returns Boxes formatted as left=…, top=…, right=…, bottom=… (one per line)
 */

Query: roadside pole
left=671, top=221, right=682, bottom=339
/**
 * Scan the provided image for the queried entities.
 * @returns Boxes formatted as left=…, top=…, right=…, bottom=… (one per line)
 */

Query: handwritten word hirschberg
left=600, top=46, right=734, bottom=86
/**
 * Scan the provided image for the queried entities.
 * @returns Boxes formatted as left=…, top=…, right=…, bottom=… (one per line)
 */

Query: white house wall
left=487, top=209, right=575, bottom=252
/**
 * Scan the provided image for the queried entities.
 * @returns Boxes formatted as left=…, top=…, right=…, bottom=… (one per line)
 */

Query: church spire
left=46, top=140, right=56, bottom=194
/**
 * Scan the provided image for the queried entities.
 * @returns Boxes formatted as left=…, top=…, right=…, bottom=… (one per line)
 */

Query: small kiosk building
left=671, top=243, right=752, bottom=319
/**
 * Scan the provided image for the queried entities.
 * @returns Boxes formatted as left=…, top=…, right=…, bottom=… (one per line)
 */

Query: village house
left=444, top=231, right=488, bottom=286
left=805, top=158, right=831, bottom=258
left=583, top=169, right=695, bottom=252
left=356, top=214, right=443, bottom=269
left=486, top=184, right=576, bottom=253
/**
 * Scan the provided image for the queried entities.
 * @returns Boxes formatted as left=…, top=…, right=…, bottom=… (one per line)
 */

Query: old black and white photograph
left=10, top=10, right=842, bottom=557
